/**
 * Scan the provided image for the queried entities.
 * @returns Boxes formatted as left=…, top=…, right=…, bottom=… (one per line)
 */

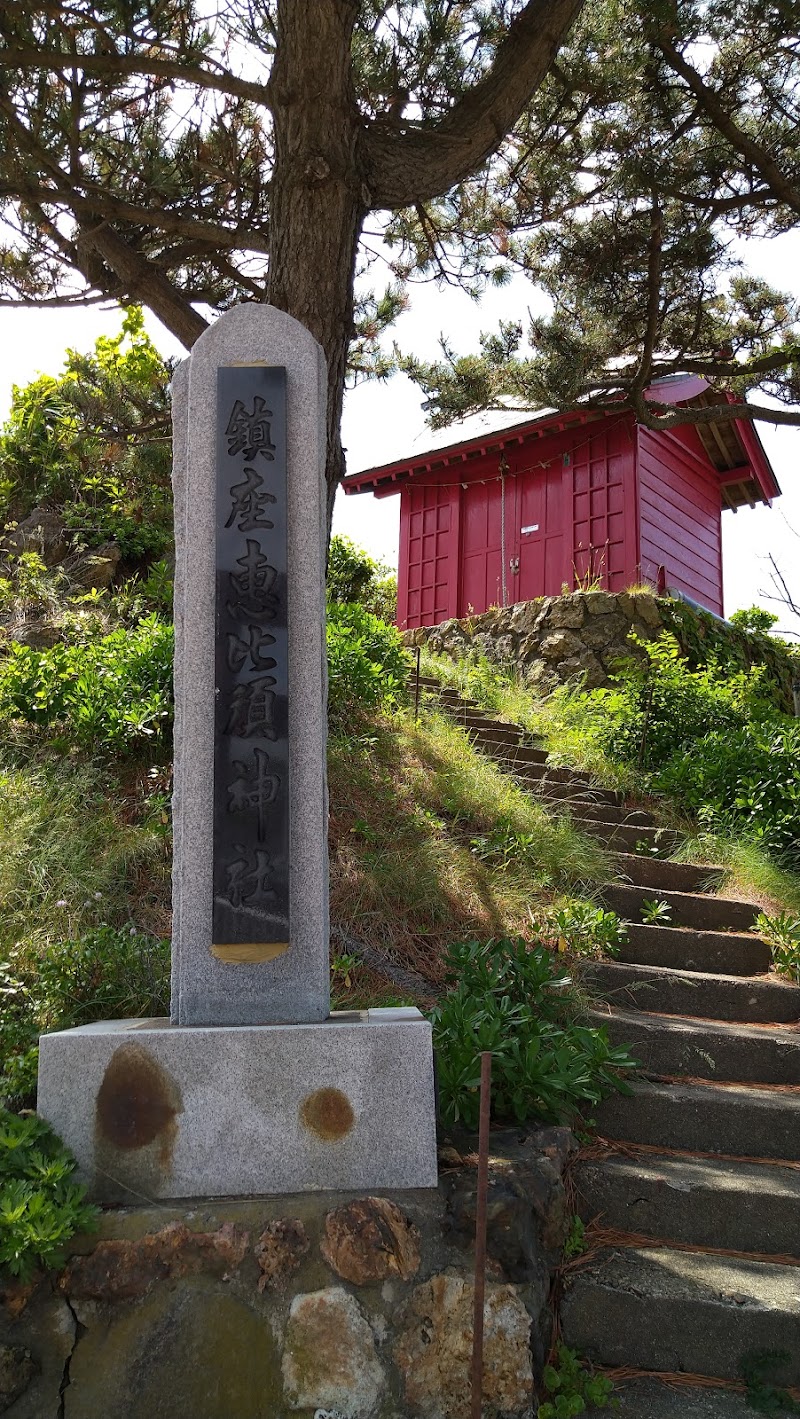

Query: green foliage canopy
left=0, top=0, right=798, bottom=515
left=576, top=635, right=800, bottom=863
left=0, top=308, right=173, bottom=563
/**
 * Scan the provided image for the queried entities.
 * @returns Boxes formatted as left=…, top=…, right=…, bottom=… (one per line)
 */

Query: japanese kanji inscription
left=213, top=366, right=289, bottom=956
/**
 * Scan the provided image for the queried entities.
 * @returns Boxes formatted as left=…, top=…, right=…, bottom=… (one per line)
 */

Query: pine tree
left=0, top=0, right=798, bottom=521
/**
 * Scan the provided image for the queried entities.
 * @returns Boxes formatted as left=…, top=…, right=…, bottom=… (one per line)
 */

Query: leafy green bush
left=0, top=1109, right=98, bottom=1280
left=1, top=927, right=169, bottom=1108
left=576, top=635, right=800, bottom=865
left=327, top=601, right=409, bottom=731
left=656, top=720, right=800, bottom=861
left=730, top=606, right=780, bottom=635
left=429, top=937, right=636, bottom=1131
left=539, top=1344, right=618, bottom=1417
left=0, top=307, right=173, bottom=566
left=755, top=911, right=800, bottom=985
left=640, top=898, right=673, bottom=925
left=327, top=534, right=397, bottom=621
left=543, top=901, right=627, bottom=957
left=598, top=634, right=764, bottom=768
left=0, top=613, right=174, bottom=750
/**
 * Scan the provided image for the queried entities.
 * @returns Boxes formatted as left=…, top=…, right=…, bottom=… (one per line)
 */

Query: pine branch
left=361, top=0, right=585, bottom=208
left=0, top=37, right=272, bottom=110
left=657, top=36, right=800, bottom=217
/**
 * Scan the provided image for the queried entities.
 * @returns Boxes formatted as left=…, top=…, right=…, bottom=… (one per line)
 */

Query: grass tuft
left=0, top=751, right=170, bottom=964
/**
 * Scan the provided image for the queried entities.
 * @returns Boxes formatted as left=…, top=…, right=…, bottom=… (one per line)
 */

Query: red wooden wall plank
left=637, top=427, right=723, bottom=614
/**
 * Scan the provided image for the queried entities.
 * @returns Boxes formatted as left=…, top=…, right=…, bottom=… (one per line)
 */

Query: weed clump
left=0, top=1109, right=98, bottom=1281
left=429, top=936, right=636, bottom=1131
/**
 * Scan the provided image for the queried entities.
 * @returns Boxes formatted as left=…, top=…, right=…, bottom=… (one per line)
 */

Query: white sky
left=0, top=228, right=798, bottom=634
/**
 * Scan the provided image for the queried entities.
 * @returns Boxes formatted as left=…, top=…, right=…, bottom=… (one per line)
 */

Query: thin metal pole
left=470, top=1051, right=492, bottom=1419
left=414, top=645, right=421, bottom=722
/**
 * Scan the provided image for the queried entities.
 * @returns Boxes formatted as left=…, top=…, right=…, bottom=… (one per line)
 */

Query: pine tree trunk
left=267, top=0, right=365, bottom=533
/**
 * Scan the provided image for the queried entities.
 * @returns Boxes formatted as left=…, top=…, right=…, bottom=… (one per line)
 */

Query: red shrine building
left=342, top=376, right=780, bottom=629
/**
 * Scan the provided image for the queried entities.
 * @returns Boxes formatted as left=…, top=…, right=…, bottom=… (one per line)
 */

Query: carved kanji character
left=225, top=397, right=276, bottom=461
left=226, top=625, right=277, bottom=673
left=227, top=539, right=279, bottom=621
left=224, top=677, right=277, bottom=740
left=227, top=748, right=280, bottom=841
left=225, top=466, right=276, bottom=533
left=224, top=844, right=277, bottom=910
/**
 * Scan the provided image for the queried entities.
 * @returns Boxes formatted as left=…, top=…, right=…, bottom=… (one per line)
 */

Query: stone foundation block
left=38, top=1009, right=437, bottom=1201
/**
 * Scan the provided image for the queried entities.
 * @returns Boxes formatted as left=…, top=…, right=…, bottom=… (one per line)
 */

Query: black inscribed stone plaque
left=212, top=366, right=289, bottom=957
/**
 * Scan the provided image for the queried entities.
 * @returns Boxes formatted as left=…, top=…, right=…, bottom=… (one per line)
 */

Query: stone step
left=613, top=854, right=727, bottom=895
left=513, top=761, right=610, bottom=789
left=572, top=818, right=683, bottom=855
left=561, top=1244, right=800, bottom=1383
left=538, top=798, right=656, bottom=828
left=525, top=775, right=621, bottom=807
left=536, top=796, right=647, bottom=828
left=602, top=883, right=759, bottom=933
left=582, top=960, right=800, bottom=1024
left=604, top=879, right=754, bottom=936
left=413, top=684, right=482, bottom=711
left=619, top=923, right=771, bottom=976
left=592, top=1005, right=800, bottom=1085
left=459, top=716, right=524, bottom=735
left=463, top=724, right=524, bottom=746
left=479, top=741, right=550, bottom=767
left=420, top=690, right=484, bottom=712
left=610, top=1378, right=755, bottom=1418
left=594, top=1077, right=800, bottom=1159
left=575, top=1150, right=800, bottom=1256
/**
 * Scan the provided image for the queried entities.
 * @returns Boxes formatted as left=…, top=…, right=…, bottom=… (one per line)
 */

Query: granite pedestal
left=38, top=1009, right=437, bottom=1201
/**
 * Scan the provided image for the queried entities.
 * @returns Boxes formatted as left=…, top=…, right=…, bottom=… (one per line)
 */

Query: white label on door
left=521, top=524, right=539, bottom=534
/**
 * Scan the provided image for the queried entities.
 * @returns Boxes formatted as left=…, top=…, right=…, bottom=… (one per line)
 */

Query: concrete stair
left=617, top=923, right=772, bottom=976
left=593, top=1075, right=800, bottom=1159
left=610, top=1379, right=756, bottom=1417
left=613, top=853, right=727, bottom=893
left=411, top=669, right=800, bottom=1399
left=574, top=1151, right=800, bottom=1254
left=602, top=882, right=760, bottom=932
left=583, top=960, right=800, bottom=1023
left=592, top=1005, right=800, bottom=1084
left=561, top=1245, right=800, bottom=1384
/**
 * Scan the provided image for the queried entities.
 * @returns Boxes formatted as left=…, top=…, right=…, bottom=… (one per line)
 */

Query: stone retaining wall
left=405, top=592, right=799, bottom=709
left=0, top=1128, right=573, bottom=1419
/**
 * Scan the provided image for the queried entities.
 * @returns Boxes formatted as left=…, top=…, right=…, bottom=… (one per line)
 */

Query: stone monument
left=37, top=306, right=438, bottom=1199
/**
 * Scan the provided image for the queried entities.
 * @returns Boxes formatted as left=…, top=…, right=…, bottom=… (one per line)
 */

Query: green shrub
left=32, top=925, right=170, bottom=1029
left=0, top=307, right=173, bottom=566
left=576, top=635, right=800, bottom=865
left=0, top=613, right=174, bottom=751
left=539, top=1344, right=618, bottom=1417
left=327, top=535, right=397, bottom=621
left=0, top=1109, right=98, bottom=1281
left=327, top=601, right=409, bottom=731
left=429, top=937, right=636, bottom=1131
left=1, top=927, right=169, bottom=1109
left=656, top=721, right=800, bottom=861
left=755, top=911, right=800, bottom=985
left=543, top=901, right=628, bottom=957
left=0, top=962, right=39, bottom=1107
left=730, top=606, right=780, bottom=635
